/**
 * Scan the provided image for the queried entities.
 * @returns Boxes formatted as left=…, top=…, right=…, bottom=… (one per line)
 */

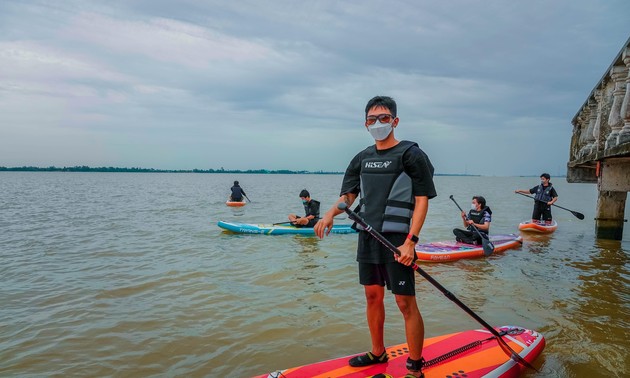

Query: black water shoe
left=405, top=357, right=426, bottom=378
left=348, top=351, right=388, bottom=367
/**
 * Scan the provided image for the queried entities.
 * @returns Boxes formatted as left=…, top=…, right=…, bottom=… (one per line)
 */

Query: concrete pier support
left=595, top=191, right=627, bottom=240
left=568, top=37, right=630, bottom=240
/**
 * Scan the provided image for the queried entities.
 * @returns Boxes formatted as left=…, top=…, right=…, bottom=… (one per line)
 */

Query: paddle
left=515, top=192, right=584, bottom=220
left=272, top=221, right=293, bottom=226
left=449, top=195, right=495, bottom=256
left=273, top=216, right=345, bottom=226
left=243, top=194, right=252, bottom=203
left=338, top=202, right=538, bottom=372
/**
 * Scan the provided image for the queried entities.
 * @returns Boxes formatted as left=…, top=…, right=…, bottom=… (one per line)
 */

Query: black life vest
left=303, top=199, right=320, bottom=219
left=357, top=141, right=417, bottom=233
left=534, top=184, right=553, bottom=203
left=467, top=207, right=491, bottom=235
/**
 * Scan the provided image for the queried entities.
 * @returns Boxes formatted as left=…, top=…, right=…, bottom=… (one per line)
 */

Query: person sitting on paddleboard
left=453, top=195, right=491, bottom=245
left=515, top=173, right=558, bottom=225
left=288, top=189, right=320, bottom=228
left=229, top=180, right=247, bottom=202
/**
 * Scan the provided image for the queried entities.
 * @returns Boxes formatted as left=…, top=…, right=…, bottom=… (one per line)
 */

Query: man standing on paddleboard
left=515, top=173, right=558, bottom=225
left=315, top=96, right=436, bottom=378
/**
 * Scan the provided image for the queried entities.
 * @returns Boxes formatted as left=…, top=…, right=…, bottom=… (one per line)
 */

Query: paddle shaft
left=243, top=194, right=252, bottom=203
left=273, top=216, right=341, bottom=226
left=516, top=192, right=584, bottom=219
left=339, top=203, right=536, bottom=371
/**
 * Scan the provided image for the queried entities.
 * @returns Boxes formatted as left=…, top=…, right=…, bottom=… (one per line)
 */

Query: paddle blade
left=482, top=238, right=495, bottom=256
left=573, top=211, right=585, bottom=220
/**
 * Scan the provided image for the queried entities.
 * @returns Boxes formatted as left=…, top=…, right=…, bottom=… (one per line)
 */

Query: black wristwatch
left=407, top=233, right=419, bottom=243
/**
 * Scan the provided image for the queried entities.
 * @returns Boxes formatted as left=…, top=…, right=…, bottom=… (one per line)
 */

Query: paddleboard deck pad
left=217, top=221, right=357, bottom=235
left=254, top=325, right=544, bottom=378
left=415, top=234, right=523, bottom=262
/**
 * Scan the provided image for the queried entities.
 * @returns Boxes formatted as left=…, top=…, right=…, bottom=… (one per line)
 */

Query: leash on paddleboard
left=424, top=332, right=503, bottom=368
left=515, top=192, right=584, bottom=220
left=449, top=195, right=495, bottom=256
left=338, top=202, right=538, bottom=372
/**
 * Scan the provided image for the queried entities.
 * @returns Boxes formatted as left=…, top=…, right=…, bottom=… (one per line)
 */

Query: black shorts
left=358, top=261, right=416, bottom=296
left=532, top=203, right=552, bottom=221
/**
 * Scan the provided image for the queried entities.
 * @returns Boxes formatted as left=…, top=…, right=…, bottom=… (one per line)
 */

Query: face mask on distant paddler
left=471, top=203, right=477, bottom=210
left=367, top=122, right=393, bottom=141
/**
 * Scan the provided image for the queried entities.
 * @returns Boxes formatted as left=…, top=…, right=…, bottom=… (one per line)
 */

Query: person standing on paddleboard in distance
left=515, top=173, right=558, bottom=225
left=452, top=196, right=491, bottom=245
left=229, top=180, right=247, bottom=202
left=288, top=189, right=320, bottom=227
left=315, top=96, right=436, bottom=378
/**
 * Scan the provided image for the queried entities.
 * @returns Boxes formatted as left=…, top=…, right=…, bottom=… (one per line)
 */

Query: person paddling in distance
left=288, top=189, right=320, bottom=228
left=229, top=180, right=247, bottom=202
left=515, top=173, right=558, bottom=225
left=314, top=96, right=436, bottom=378
left=452, top=196, right=492, bottom=245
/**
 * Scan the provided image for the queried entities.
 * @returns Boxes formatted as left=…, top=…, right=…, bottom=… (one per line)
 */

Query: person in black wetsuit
left=229, top=181, right=247, bottom=202
left=515, top=173, right=558, bottom=225
left=452, top=195, right=492, bottom=245
left=288, top=189, right=320, bottom=227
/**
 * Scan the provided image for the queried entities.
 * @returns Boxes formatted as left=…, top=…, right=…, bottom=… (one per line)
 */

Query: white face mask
left=367, top=122, right=393, bottom=141
left=471, top=203, right=477, bottom=210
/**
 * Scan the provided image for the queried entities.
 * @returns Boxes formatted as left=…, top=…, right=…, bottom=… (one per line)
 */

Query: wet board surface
left=254, top=326, right=545, bottom=378
left=217, top=221, right=357, bottom=235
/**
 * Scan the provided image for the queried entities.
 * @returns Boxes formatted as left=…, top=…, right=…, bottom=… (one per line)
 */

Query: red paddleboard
left=518, top=220, right=557, bottom=234
left=415, top=234, right=523, bottom=263
left=254, top=325, right=544, bottom=378
left=226, top=200, right=246, bottom=207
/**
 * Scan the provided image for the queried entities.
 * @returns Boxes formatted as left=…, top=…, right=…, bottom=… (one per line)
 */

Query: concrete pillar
left=605, top=66, right=628, bottom=149
left=595, top=191, right=627, bottom=240
left=580, top=99, right=597, bottom=157
left=618, top=48, right=630, bottom=145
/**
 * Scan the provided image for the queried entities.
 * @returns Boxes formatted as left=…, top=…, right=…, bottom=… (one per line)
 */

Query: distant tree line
left=0, top=165, right=343, bottom=174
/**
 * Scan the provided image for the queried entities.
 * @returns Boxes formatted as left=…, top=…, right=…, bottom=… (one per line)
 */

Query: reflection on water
left=561, top=241, right=629, bottom=376
left=520, top=233, right=553, bottom=255
left=0, top=173, right=628, bottom=377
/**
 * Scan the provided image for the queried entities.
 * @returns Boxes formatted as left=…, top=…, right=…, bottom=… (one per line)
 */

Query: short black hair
left=473, top=195, right=486, bottom=208
left=540, top=173, right=550, bottom=180
left=299, top=189, right=310, bottom=198
left=234, top=180, right=239, bottom=185
left=365, top=96, right=397, bottom=118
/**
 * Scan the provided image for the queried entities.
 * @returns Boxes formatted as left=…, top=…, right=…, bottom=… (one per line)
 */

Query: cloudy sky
left=1, top=1, right=628, bottom=176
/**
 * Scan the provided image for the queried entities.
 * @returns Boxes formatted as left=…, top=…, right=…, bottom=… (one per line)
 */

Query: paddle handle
left=449, top=194, right=466, bottom=214
left=338, top=202, right=536, bottom=371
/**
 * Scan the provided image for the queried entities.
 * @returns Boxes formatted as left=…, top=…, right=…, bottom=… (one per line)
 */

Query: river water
left=0, top=172, right=628, bottom=377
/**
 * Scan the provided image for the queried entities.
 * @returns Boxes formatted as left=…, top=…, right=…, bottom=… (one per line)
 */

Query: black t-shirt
left=340, top=143, right=437, bottom=263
